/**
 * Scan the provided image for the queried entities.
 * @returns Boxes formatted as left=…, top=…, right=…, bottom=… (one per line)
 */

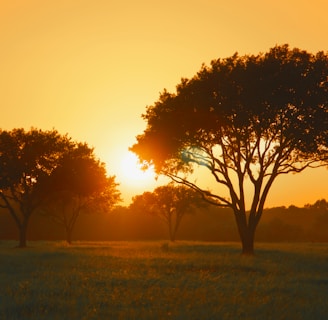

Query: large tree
left=131, top=45, right=328, bottom=254
left=0, top=128, right=71, bottom=247
left=43, top=143, right=121, bottom=244
left=130, top=184, right=205, bottom=241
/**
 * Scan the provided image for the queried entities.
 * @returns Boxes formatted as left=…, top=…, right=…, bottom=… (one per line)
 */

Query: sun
left=117, top=151, right=155, bottom=187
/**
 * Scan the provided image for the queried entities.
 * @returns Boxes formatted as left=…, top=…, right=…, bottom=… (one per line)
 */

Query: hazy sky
left=1, top=0, right=327, bottom=206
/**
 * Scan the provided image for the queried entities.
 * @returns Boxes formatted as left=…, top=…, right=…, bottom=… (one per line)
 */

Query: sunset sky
left=1, top=0, right=327, bottom=207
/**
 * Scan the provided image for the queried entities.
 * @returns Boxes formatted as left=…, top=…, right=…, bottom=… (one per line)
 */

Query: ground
left=1, top=241, right=327, bottom=319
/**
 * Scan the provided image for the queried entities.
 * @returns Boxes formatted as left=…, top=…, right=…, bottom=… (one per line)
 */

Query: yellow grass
left=0, top=241, right=327, bottom=319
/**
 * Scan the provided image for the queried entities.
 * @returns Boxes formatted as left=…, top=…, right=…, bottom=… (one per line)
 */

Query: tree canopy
left=130, top=184, right=205, bottom=241
left=131, top=45, right=328, bottom=254
left=42, top=142, right=121, bottom=244
left=0, top=128, right=121, bottom=247
left=0, top=128, right=72, bottom=247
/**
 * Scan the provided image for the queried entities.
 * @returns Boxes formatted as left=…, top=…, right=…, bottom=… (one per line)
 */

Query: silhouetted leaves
left=130, top=184, right=206, bottom=241
left=40, top=142, right=121, bottom=244
left=0, top=128, right=121, bottom=246
left=131, top=45, right=328, bottom=254
left=0, top=128, right=72, bottom=247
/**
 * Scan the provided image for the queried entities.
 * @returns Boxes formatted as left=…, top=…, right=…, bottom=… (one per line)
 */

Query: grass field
left=0, top=241, right=328, bottom=320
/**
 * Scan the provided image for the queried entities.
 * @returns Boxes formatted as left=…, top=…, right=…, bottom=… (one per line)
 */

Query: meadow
left=0, top=241, right=327, bottom=320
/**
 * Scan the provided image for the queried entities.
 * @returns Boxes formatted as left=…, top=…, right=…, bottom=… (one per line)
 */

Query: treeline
left=1, top=200, right=327, bottom=242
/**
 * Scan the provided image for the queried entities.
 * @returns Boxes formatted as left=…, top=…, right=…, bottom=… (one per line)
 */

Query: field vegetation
left=1, top=241, right=328, bottom=319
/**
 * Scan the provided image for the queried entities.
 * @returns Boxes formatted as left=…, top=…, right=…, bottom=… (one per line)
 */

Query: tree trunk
left=167, top=213, right=175, bottom=242
left=1, top=195, right=30, bottom=248
left=169, top=221, right=177, bottom=242
left=18, top=224, right=28, bottom=248
left=240, top=228, right=255, bottom=255
left=171, top=212, right=183, bottom=243
left=168, top=223, right=175, bottom=242
left=234, top=211, right=256, bottom=255
left=66, top=226, right=73, bottom=245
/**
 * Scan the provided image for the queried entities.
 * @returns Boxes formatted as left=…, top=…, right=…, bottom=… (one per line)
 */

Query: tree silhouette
left=131, top=45, right=328, bottom=254
left=305, top=199, right=328, bottom=211
left=130, top=184, right=205, bottom=241
left=0, top=128, right=72, bottom=247
left=42, top=143, right=121, bottom=244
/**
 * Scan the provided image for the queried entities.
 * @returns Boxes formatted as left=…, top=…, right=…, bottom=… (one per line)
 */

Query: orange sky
left=1, top=0, right=327, bottom=207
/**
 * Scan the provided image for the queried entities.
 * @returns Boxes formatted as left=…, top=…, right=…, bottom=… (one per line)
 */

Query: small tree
left=0, top=128, right=71, bottom=247
left=131, top=45, right=328, bottom=254
left=42, top=143, right=121, bottom=244
left=130, top=184, right=205, bottom=241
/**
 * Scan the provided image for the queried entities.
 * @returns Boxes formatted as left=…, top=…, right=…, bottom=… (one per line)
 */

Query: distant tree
left=130, top=184, right=206, bottom=241
left=41, top=143, right=121, bottom=244
left=131, top=45, right=328, bottom=254
left=305, top=199, right=328, bottom=239
left=0, top=128, right=71, bottom=247
left=305, top=199, right=328, bottom=211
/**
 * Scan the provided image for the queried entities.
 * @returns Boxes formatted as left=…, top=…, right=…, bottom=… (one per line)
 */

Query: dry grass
left=0, top=241, right=328, bottom=319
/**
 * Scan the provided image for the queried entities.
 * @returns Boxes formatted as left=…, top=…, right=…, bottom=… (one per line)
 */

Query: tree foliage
left=42, top=143, right=121, bottom=244
left=130, top=184, right=206, bottom=241
left=131, top=45, right=328, bottom=254
left=0, top=128, right=72, bottom=247
left=305, top=199, right=328, bottom=211
left=0, top=128, right=121, bottom=246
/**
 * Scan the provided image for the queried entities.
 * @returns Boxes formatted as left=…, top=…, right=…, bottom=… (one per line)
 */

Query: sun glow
left=117, top=151, right=155, bottom=188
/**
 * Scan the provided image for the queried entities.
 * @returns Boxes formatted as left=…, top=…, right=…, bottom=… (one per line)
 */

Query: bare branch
left=164, top=171, right=232, bottom=208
